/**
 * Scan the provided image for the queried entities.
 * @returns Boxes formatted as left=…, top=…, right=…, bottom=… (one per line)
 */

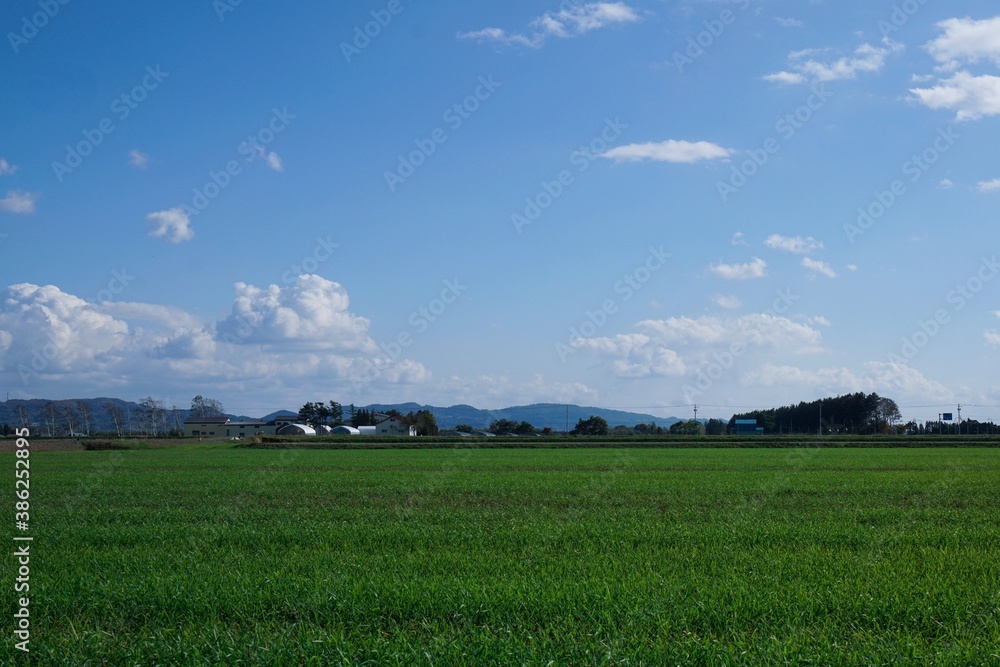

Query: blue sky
left=2, top=0, right=999, bottom=422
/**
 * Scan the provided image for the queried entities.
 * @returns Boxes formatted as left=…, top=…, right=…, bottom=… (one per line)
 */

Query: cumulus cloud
left=985, top=330, right=1000, bottom=347
left=911, top=71, right=1000, bottom=121
left=801, top=257, right=837, bottom=279
left=924, top=16, right=1000, bottom=70
left=145, top=207, right=194, bottom=243
left=708, top=257, right=767, bottom=280
left=127, top=150, right=149, bottom=169
left=459, top=2, right=640, bottom=48
left=939, top=178, right=955, bottom=189
left=765, top=38, right=903, bottom=84
left=0, top=190, right=39, bottom=214
left=216, top=274, right=377, bottom=353
left=0, top=158, right=18, bottom=176
left=765, top=234, right=823, bottom=254
left=0, top=284, right=130, bottom=376
left=0, top=277, right=430, bottom=404
left=731, top=231, right=749, bottom=246
left=912, top=17, right=1000, bottom=121
left=600, top=140, right=733, bottom=164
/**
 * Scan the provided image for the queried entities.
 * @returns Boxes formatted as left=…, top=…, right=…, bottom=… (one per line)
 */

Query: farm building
left=183, top=411, right=418, bottom=438
left=276, top=423, right=316, bottom=436
left=183, top=417, right=232, bottom=438
left=373, top=415, right=417, bottom=436
left=732, top=419, right=764, bottom=436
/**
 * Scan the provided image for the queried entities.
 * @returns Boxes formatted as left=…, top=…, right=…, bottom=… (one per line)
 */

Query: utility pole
left=693, top=404, right=698, bottom=422
left=957, top=404, right=962, bottom=435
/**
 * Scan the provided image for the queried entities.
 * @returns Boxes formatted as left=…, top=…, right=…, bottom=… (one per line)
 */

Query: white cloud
left=912, top=18, right=1000, bottom=121
left=0, top=158, right=18, bottom=176
left=572, top=333, right=686, bottom=378
left=0, top=284, right=130, bottom=374
left=924, top=16, right=1000, bottom=70
left=976, top=178, right=1000, bottom=193
left=801, top=257, right=837, bottom=279
left=744, top=361, right=952, bottom=403
left=248, top=144, right=285, bottom=172
left=708, top=257, right=767, bottom=280
left=459, top=2, right=640, bottom=48
left=100, top=302, right=202, bottom=330
left=216, top=275, right=377, bottom=353
left=714, top=294, right=741, bottom=309
left=847, top=264, right=859, bottom=272
left=762, top=71, right=806, bottom=85
left=775, top=17, right=804, bottom=29
left=764, top=234, right=823, bottom=254
left=0, top=190, right=39, bottom=214
left=911, top=71, right=1000, bottom=121
left=570, top=314, right=823, bottom=379
left=145, top=207, right=194, bottom=243
left=637, top=314, right=821, bottom=350
left=765, top=38, right=903, bottom=84
left=601, top=140, right=732, bottom=164
left=731, top=231, right=748, bottom=246
left=938, top=178, right=955, bottom=189
left=985, top=330, right=1000, bottom=347
left=0, top=277, right=430, bottom=406
left=127, top=150, right=149, bottom=169
left=265, top=152, right=283, bottom=172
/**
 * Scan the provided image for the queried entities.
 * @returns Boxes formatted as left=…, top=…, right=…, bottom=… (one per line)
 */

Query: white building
left=276, top=423, right=316, bottom=436
left=371, top=414, right=417, bottom=436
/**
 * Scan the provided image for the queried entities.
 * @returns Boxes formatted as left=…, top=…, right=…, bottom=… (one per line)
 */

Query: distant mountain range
left=1, top=398, right=682, bottom=433
left=363, top=403, right=679, bottom=430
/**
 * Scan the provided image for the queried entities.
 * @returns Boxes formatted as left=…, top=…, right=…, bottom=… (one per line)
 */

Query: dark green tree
left=413, top=409, right=438, bottom=436
left=572, top=416, right=608, bottom=436
left=705, top=418, right=728, bottom=435
left=489, top=419, right=519, bottom=435
left=669, top=420, right=702, bottom=435
left=514, top=420, right=536, bottom=435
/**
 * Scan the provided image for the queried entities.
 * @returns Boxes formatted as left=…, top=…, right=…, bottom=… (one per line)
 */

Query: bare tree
left=58, top=402, right=78, bottom=435
left=169, top=406, right=183, bottom=434
left=43, top=402, right=58, bottom=437
left=137, top=396, right=166, bottom=436
left=16, top=405, right=30, bottom=431
left=104, top=402, right=125, bottom=437
left=76, top=400, right=93, bottom=435
left=190, top=395, right=225, bottom=418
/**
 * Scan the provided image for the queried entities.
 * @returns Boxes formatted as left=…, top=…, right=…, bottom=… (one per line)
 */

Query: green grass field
left=4, top=445, right=1000, bottom=665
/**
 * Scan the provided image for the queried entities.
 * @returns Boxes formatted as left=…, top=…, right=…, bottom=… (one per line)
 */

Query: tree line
left=729, top=392, right=902, bottom=435
left=0, top=396, right=200, bottom=438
